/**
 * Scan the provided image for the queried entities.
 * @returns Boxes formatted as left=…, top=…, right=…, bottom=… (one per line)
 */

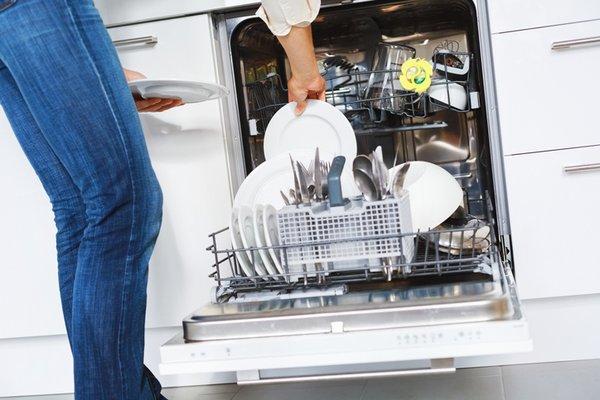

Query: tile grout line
left=358, top=379, right=368, bottom=400
left=499, top=366, right=508, bottom=400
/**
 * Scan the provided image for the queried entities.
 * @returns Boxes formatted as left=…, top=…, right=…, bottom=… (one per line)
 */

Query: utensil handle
left=328, top=156, right=346, bottom=207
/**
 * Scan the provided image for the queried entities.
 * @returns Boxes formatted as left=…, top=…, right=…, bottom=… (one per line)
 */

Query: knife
left=290, top=155, right=301, bottom=204
left=314, top=148, right=322, bottom=201
left=296, top=161, right=311, bottom=205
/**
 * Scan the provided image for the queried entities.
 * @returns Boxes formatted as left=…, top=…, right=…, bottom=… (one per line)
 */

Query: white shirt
left=256, top=0, right=321, bottom=36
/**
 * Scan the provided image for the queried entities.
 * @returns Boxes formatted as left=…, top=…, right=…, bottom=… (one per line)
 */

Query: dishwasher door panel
left=159, top=263, right=530, bottom=382
left=160, top=319, right=529, bottom=378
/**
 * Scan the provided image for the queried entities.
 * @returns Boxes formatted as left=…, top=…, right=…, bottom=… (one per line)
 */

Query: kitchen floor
left=6, top=359, right=600, bottom=400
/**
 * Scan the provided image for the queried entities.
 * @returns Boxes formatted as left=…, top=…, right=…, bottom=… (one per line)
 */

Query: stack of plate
left=230, top=100, right=359, bottom=279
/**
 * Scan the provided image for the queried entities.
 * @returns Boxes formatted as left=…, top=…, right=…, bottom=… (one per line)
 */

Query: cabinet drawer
left=488, top=0, right=600, bottom=34
left=504, top=145, right=600, bottom=300
left=108, top=15, right=233, bottom=328
left=95, top=0, right=259, bottom=26
left=493, top=20, right=600, bottom=155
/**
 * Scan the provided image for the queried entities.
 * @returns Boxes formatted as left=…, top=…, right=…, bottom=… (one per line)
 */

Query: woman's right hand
left=287, top=71, right=326, bottom=116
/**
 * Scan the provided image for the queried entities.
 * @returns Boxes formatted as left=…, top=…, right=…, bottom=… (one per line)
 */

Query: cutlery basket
left=277, top=193, right=414, bottom=276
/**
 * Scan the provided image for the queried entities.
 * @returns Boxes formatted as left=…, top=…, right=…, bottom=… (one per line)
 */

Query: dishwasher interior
left=181, top=0, right=520, bottom=344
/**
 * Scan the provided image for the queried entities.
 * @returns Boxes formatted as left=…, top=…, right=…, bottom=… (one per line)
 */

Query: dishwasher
left=159, top=0, right=531, bottom=384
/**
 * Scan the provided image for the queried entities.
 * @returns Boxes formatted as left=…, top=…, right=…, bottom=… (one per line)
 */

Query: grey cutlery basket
left=276, top=192, right=414, bottom=276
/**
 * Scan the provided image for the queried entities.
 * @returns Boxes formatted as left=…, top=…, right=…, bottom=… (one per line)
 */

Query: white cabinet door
left=493, top=19, right=600, bottom=155
left=488, top=0, right=600, bottom=34
left=109, top=15, right=232, bottom=328
left=95, top=0, right=259, bottom=26
left=0, top=111, right=66, bottom=339
left=504, top=145, right=600, bottom=300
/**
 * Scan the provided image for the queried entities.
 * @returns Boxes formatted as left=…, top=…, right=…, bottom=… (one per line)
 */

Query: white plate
left=264, top=100, right=357, bottom=161
left=128, top=79, right=229, bottom=103
left=253, top=205, right=280, bottom=279
left=238, top=206, right=270, bottom=280
left=233, top=149, right=358, bottom=210
left=389, top=161, right=463, bottom=231
left=262, top=204, right=284, bottom=276
left=229, top=208, right=254, bottom=278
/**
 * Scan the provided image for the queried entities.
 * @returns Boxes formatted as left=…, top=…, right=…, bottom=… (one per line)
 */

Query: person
left=257, top=0, right=325, bottom=115
left=0, top=0, right=321, bottom=398
left=0, top=1, right=178, bottom=399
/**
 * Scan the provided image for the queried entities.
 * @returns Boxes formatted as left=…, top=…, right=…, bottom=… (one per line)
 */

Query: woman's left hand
left=124, top=69, right=184, bottom=113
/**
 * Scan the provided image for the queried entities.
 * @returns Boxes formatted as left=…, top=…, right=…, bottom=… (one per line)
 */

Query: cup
left=364, top=43, right=416, bottom=113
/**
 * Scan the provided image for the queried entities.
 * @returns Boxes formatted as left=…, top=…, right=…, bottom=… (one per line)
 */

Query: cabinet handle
left=113, top=35, right=158, bottom=48
left=551, top=35, right=600, bottom=50
left=563, top=162, right=600, bottom=174
left=236, top=358, right=455, bottom=385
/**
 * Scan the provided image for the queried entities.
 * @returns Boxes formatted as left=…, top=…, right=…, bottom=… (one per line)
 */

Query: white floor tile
left=163, top=384, right=239, bottom=397
left=361, top=373, right=505, bottom=400
left=502, top=360, right=600, bottom=400
left=164, top=394, right=233, bottom=400
left=233, top=380, right=365, bottom=400
left=7, top=360, right=600, bottom=400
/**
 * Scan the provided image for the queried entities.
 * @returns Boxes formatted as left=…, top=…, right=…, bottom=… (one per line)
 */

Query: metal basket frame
left=245, top=50, right=476, bottom=130
left=207, top=219, right=495, bottom=301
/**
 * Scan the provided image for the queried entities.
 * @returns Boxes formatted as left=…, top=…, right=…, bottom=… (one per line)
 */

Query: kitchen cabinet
left=488, top=0, right=600, bottom=34
left=493, top=19, right=600, bottom=155
left=504, top=145, right=600, bottom=300
left=108, top=14, right=233, bottom=328
left=95, top=0, right=258, bottom=27
left=0, top=111, right=66, bottom=339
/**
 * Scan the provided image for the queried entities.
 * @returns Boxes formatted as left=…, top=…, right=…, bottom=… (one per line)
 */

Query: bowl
left=388, top=161, right=463, bottom=231
left=428, top=81, right=468, bottom=110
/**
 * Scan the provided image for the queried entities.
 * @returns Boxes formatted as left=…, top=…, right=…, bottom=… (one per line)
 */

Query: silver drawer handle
left=552, top=35, right=600, bottom=50
left=113, top=35, right=158, bottom=48
left=236, top=358, right=455, bottom=385
left=564, top=162, right=600, bottom=174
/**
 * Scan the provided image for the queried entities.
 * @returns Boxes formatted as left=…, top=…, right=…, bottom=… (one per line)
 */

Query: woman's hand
left=276, top=26, right=325, bottom=115
left=287, top=71, right=326, bottom=116
left=123, top=69, right=184, bottom=113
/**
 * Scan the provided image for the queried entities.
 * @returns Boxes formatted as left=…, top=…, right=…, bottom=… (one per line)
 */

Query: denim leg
left=63, top=1, right=165, bottom=397
left=0, top=1, right=163, bottom=399
left=0, top=63, right=85, bottom=345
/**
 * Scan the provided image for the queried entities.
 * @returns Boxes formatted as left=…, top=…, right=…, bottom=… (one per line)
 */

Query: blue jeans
left=0, top=1, right=165, bottom=399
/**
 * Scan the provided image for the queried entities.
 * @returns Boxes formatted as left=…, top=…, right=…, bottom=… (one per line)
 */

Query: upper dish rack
left=245, top=51, right=478, bottom=134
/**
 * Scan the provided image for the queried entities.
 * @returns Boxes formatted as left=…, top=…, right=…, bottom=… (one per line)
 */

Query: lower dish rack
left=208, top=208, right=493, bottom=303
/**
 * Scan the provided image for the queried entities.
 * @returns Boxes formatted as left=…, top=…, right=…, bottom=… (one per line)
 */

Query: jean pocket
left=0, top=0, right=16, bottom=12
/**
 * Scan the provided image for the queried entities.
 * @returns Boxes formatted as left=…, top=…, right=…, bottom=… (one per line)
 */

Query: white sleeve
left=256, top=0, right=321, bottom=36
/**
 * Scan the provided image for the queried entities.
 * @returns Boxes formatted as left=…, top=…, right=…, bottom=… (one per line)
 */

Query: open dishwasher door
left=159, top=0, right=531, bottom=383
left=159, top=256, right=530, bottom=384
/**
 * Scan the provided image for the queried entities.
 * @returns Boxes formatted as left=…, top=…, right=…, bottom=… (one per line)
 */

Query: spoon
left=369, top=154, right=381, bottom=200
left=353, top=155, right=374, bottom=177
left=353, top=168, right=378, bottom=202
left=392, top=163, right=410, bottom=199
left=374, top=146, right=389, bottom=198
